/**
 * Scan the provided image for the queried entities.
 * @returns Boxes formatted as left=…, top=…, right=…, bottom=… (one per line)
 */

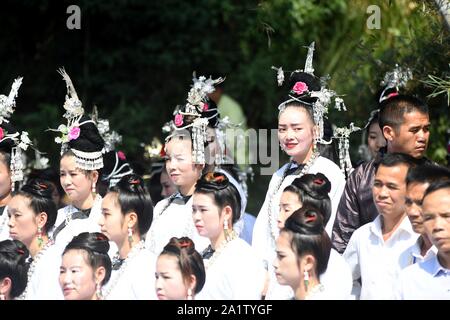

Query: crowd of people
left=0, top=44, right=449, bottom=300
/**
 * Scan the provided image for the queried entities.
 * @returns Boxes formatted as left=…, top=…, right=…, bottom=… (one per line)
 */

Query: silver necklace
left=204, top=232, right=237, bottom=271
left=267, top=152, right=319, bottom=243
left=18, top=240, right=54, bottom=300
left=102, top=240, right=146, bottom=299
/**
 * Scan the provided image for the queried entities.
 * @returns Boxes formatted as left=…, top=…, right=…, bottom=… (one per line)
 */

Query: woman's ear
left=0, top=277, right=12, bottom=296
left=95, top=266, right=106, bottom=285
left=126, top=212, right=138, bottom=229
left=36, top=212, right=48, bottom=230
left=90, top=170, right=99, bottom=184
left=222, top=205, right=233, bottom=225
left=188, top=274, right=197, bottom=292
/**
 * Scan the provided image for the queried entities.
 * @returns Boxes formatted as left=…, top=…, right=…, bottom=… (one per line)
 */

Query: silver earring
left=187, top=288, right=193, bottom=300
left=96, top=283, right=103, bottom=300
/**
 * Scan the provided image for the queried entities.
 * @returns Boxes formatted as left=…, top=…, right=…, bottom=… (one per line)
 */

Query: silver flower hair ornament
left=169, top=73, right=224, bottom=164
left=0, top=77, right=23, bottom=125
left=333, top=122, right=361, bottom=177
left=0, top=77, right=33, bottom=189
left=50, top=68, right=103, bottom=170
left=379, top=64, right=413, bottom=102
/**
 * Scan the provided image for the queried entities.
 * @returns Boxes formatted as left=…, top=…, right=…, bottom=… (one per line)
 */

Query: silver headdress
left=169, top=73, right=224, bottom=164
left=0, top=77, right=33, bottom=190
left=92, top=110, right=122, bottom=153
left=333, top=122, right=361, bottom=177
left=379, top=64, right=413, bottom=102
left=273, top=42, right=346, bottom=144
left=50, top=68, right=103, bottom=170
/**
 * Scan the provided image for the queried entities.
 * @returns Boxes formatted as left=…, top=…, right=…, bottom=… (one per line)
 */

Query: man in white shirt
left=399, top=165, right=450, bottom=266
left=396, top=180, right=450, bottom=299
left=343, top=153, right=419, bottom=299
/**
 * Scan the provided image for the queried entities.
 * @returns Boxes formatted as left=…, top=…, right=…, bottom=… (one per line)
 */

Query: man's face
left=405, top=182, right=429, bottom=234
left=387, top=111, right=430, bottom=158
left=373, top=163, right=409, bottom=220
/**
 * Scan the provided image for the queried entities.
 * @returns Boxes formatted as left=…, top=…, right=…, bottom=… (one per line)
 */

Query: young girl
left=155, top=237, right=205, bottom=300
left=193, top=171, right=266, bottom=299
left=145, top=75, right=223, bottom=255
left=8, top=179, right=62, bottom=299
left=253, top=50, right=346, bottom=276
left=274, top=206, right=331, bottom=299
left=0, top=239, right=29, bottom=300
left=99, top=174, right=156, bottom=299
left=60, top=232, right=111, bottom=300
left=269, top=173, right=352, bottom=299
left=50, top=70, right=105, bottom=248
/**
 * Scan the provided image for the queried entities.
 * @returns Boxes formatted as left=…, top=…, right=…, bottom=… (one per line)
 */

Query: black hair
left=278, top=72, right=321, bottom=124
left=0, top=122, right=19, bottom=155
left=375, top=152, right=420, bottom=173
left=282, top=205, right=331, bottom=277
left=201, top=98, right=220, bottom=128
left=406, top=164, right=450, bottom=186
left=67, top=115, right=104, bottom=153
left=27, top=167, right=65, bottom=199
left=0, top=239, right=30, bottom=299
left=63, top=232, right=112, bottom=286
left=13, top=179, right=58, bottom=233
left=378, top=95, right=428, bottom=133
left=160, top=237, right=205, bottom=294
left=283, top=173, right=332, bottom=224
left=108, top=174, right=154, bottom=236
left=423, top=180, right=450, bottom=200
left=194, top=171, right=242, bottom=224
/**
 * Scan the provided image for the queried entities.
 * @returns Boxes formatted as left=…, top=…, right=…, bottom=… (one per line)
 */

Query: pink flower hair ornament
left=291, top=81, right=309, bottom=95
left=174, top=113, right=184, bottom=127
left=117, top=150, right=126, bottom=161
left=68, top=126, right=81, bottom=141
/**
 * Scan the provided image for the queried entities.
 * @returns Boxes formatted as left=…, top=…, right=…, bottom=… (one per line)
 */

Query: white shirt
left=343, top=215, right=418, bottom=299
left=24, top=244, right=64, bottom=300
left=196, top=238, right=266, bottom=300
left=0, top=206, right=9, bottom=241
left=398, top=237, right=437, bottom=266
left=266, top=248, right=352, bottom=300
left=51, top=195, right=104, bottom=249
left=145, top=195, right=209, bottom=255
left=252, top=156, right=345, bottom=283
left=103, top=247, right=157, bottom=300
left=396, top=255, right=450, bottom=300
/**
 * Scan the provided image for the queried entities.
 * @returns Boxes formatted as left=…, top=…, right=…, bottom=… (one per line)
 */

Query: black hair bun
left=292, top=173, right=331, bottom=200
left=20, top=178, right=55, bottom=200
left=101, top=151, right=133, bottom=181
left=68, top=115, right=104, bottom=152
left=65, top=232, right=110, bottom=255
left=196, top=171, right=230, bottom=191
left=284, top=205, right=325, bottom=235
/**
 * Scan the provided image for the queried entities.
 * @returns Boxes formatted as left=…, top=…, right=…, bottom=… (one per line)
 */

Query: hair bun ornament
left=96, top=233, right=108, bottom=241
left=130, top=179, right=140, bottom=185
left=313, top=178, right=324, bottom=185
left=304, top=212, right=317, bottom=223
left=379, top=64, right=412, bottom=103
left=291, top=81, right=309, bottom=96
left=179, top=240, right=190, bottom=248
left=17, top=249, right=25, bottom=255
